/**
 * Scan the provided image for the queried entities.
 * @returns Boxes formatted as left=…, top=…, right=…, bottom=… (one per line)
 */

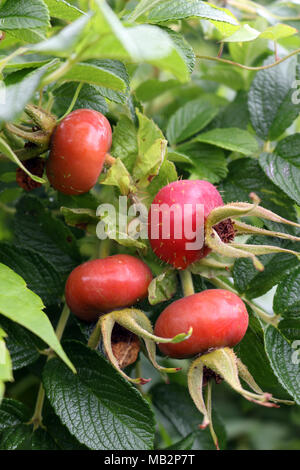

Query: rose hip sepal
left=204, top=193, right=300, bottom=271
left=90, top=308, right=192, bottom=385
left=148, top=180, right=300, bottom=273
left=154, top=289, right=293, bottom=448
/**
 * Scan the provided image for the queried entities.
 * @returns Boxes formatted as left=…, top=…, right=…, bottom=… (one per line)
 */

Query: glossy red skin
left=154, top=289, right=249, bottom=358
left=65, top=254, right=153, bottom=322
left=148, top=180, right=224, bottom=269
left=46, top=109, right=112, bottom=195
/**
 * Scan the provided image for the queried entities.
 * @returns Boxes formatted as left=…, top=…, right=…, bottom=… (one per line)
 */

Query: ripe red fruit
left=148, top=180, right=227, bottom=269
left=154, top=289, right=248, bottom=358
left=65, top=254, right=153, bottom=321
left=46, top=109, right=112, bottom=195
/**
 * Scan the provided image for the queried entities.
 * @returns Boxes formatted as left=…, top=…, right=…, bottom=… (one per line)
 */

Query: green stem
left=41, top=56, right=77, bottom=87
left=196, top=47, right=300, bottom=72
left=206, top=380, right=219, bottom=450
left=209, top=277, right=279, bottom=326
left=57, top=83, right=83, bottom=122
left=30, top=383, right=46, bottom=431
left=87, top=318, right=102, bottom=349
left=0, top=47, right=27, bottom=73
left=179, top=270, right=195, bottom=297
left=29, top=303, right=70, bottom=429
left=55, top=303, right=71, bottom=341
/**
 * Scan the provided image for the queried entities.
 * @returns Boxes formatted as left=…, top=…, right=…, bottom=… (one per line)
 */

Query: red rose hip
left=65, top=254, right=153, bottom=321
left=46, top=109, right=112, bottom=195
left=148, top=180, right=226, bottom=269
left=154, top=289, right=248, bottom=358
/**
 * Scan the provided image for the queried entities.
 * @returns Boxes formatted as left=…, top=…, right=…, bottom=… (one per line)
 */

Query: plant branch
left=196, top=48, right=300, bottom=71
left=179, top=270, right=195, bottom=297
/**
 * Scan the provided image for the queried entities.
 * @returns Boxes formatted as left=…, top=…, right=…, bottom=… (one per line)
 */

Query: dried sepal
left=200, top=348, right=279, bottom=407
left=111, top=308, right=192, bottom=345
left=99, top=309, right=191, bottom=380
left=187, top=357, right=210, bottom=429
left=205, top=194, right=300, bottom=271
left=100, top=313, right=150, bottom=385
left=25, top=104, right=57, bottom=134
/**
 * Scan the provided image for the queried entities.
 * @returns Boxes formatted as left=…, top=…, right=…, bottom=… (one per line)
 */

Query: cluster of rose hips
left=11, top=108, right=299, bottom=448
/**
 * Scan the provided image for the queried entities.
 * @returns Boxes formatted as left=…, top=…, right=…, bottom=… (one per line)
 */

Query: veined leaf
left=0, top=264, right=75, bottom=372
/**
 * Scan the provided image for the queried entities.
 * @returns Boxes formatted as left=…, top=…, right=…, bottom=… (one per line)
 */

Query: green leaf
left=0, top=328, right=13, bottom=401
left=0, top=315, right=41, bottom=370
left=259, top=135, right=300, bottom=206
left=148, top=269, right=177, bottom=305
left=233, top=237, right=300, bottom=299
left=100, top=158, right=136, bottom=195
left=165, top=432, right=196, bottom=450
left=176, top=142, right=228, bottom=184
left=110, top=115, right=138, bottom=172
left=42, top=341, right=155, bottom=450
left=194, top=128, right=258, bottom=156
left=44, top=0, right=84, bottom=21
left=60, top=207, right=98, bottom=228
left=87, top=1, right=190, bottom=82
left=223, top=24, right=260, bottom=43
left=219, top=158, right=297, bottom=233
left=0, top=425, right=59, bottom=450
left=200, top=63, right=245, bottom=91
left=0, top=399, right=30, bottom=431
left=248, top=57, right=300, bottom=140
left=0, top=0, right=50, bottom=31
left=166, top=98, right=219, bottom=145
left=31, top=13, right=91, bottom=56
left=14, top=195, right=81, bottom=276
left=143, top=159, right=178, bottom=208
left=128, top=0, right=163, bottom=22
left=273, top=266, right=300, bottom=319
left=133, top=111, right=167, bottom=188
left=265, top=326, right=300, bottom=404
left=43, top=403, right=88, bottom=450
left=63, top=59, right=129, bottom=91
left=135, top=79, right=179, bottom=102
left=151, top=383, right=226, bottom=450
left=235, top=313, right=289, bottom=398
left=53, top=82, right=108, bottom=117
left=0, top=137, right=45, bottom=184
left=0, top=263, right=75, bottom=372
left=0, top=243, right=63, bottom=306
left=278, top=319, right=300, bottom=342
left=147, top=0, right=238, bottom=25
left=161, top=27, right=195, bottom=74
left=0, top=61, right=58, bottom=125
left=260, top=24, right=298, bottom=40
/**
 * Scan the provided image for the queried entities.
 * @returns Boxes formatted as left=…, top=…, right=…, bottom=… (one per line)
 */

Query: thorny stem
left=209, top=277, right=280, bottom=326
left=196, top=48, right=300, bottom=71
left=29, top=303, right=70, bottom=429
left=179, top=270, right=195, bottom=297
